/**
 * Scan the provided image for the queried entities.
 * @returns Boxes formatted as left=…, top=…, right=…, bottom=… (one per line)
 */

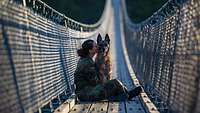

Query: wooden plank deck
left=67, top=97, right=146, bottom=113
left=69, top=103, right=91, bottom=113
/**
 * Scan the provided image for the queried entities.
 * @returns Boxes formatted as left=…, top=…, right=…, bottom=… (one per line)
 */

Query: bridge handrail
left=122, top=0, right=187, bottom=27
left=9, top=0, right=108, bottom=32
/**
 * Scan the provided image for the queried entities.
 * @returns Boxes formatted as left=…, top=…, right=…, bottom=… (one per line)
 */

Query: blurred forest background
left=42, top=0, right=168, bottom=24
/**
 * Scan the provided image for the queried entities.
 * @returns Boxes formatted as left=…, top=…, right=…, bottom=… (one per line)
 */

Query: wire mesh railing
left=0, top=0, right=111, bottom=112
left=123, top=0, right=200, bottom=113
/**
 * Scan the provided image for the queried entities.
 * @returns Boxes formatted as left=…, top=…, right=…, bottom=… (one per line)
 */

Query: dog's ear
left=105, top=34, right=110, bottom=44
left=97, top=34, right=102, bottom=44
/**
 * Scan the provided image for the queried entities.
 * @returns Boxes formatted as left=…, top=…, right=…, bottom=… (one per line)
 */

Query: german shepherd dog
left=96, top=34, right=112, bottom=83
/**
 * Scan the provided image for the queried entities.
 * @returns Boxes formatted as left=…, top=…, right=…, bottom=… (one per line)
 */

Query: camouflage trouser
left=77, top=79, right=129, bottom=101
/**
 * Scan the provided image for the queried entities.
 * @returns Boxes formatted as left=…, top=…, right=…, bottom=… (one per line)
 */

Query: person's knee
left=112, top=79, right=120, bottom=83
left=113, top=79, right=124, bottom=86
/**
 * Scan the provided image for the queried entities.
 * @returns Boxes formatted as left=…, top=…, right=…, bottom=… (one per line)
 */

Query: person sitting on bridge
left=74, top=39, right=142, bottom=101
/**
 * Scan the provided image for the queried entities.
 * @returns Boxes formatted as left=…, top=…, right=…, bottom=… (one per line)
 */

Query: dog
left=95, top=34, right=112, bottom=83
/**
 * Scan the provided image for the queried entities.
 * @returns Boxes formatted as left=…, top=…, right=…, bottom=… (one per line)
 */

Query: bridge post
left=64, top=20, right=67, bottom=29
left=22, top=0, right=26, bottom=6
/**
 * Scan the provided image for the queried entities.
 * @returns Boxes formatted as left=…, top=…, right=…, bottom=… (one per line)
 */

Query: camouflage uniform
left=74, top=57, right=129, bottom=101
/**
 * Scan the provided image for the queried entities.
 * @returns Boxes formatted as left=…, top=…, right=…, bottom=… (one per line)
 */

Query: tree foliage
left=42, top=0, right=167, bottom=24
left=42, top=0, right=105, bottom=24
left=126, top=0, right=168, bottom=23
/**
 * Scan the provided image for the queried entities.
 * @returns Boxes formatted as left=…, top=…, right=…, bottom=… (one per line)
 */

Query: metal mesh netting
left=0, top=1, right=94, bottom=113
left=124, top=0, right=200, bottom=113
left=0, top=0, right=112, bottom=112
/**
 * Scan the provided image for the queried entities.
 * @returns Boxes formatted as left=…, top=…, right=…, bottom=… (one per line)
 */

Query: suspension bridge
left=0, top=0, right=199, bottom=113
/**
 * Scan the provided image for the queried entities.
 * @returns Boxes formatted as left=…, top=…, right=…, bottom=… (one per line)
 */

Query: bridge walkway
left=54, top=0, right=148, bottom=113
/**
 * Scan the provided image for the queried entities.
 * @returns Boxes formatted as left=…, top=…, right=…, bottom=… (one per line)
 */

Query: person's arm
left=80, top=59, right=100, bottom=85
left=85, top=64, right=100, bottom=85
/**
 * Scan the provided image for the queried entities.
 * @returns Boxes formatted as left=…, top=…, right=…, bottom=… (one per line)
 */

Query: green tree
left=41, top=0, right=167, bottom=24
left=42, top=0, right=105, bottom=24
left=126, top=0, right=168, bottom=23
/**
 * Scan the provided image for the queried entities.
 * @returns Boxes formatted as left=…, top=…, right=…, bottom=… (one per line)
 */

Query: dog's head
left=97, top=34, right=110, bottom=55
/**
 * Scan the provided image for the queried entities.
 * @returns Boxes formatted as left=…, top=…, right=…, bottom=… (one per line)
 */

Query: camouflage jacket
left=74, top=57, right=101, bottom=92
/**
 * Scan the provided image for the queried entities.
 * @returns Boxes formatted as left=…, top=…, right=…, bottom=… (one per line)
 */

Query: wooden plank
left=69, top=102, right=92, bottom=113
left=126, top=98, right=146, bottom=113
left=107, top=101, right=126, bottom=113
left=88, top=101, right=108, bottom=113
left=54, top=97, right=75, bottom=113
left=139, top=93, right=159, bottom=113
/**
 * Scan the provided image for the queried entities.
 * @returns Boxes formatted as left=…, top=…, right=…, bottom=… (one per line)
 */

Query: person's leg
left=103, top=79, right=142, bottom=100
left=77, top=80, right=128, bottom=101
left=77, top=79, right=142, bottom=101
left=87, top=85, right=106, bottom=101
left=103, top=79, right=129, bottom=101
left=128, top=86, right=143, bottom=100
left=77, top=86, right=95, bottom=101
